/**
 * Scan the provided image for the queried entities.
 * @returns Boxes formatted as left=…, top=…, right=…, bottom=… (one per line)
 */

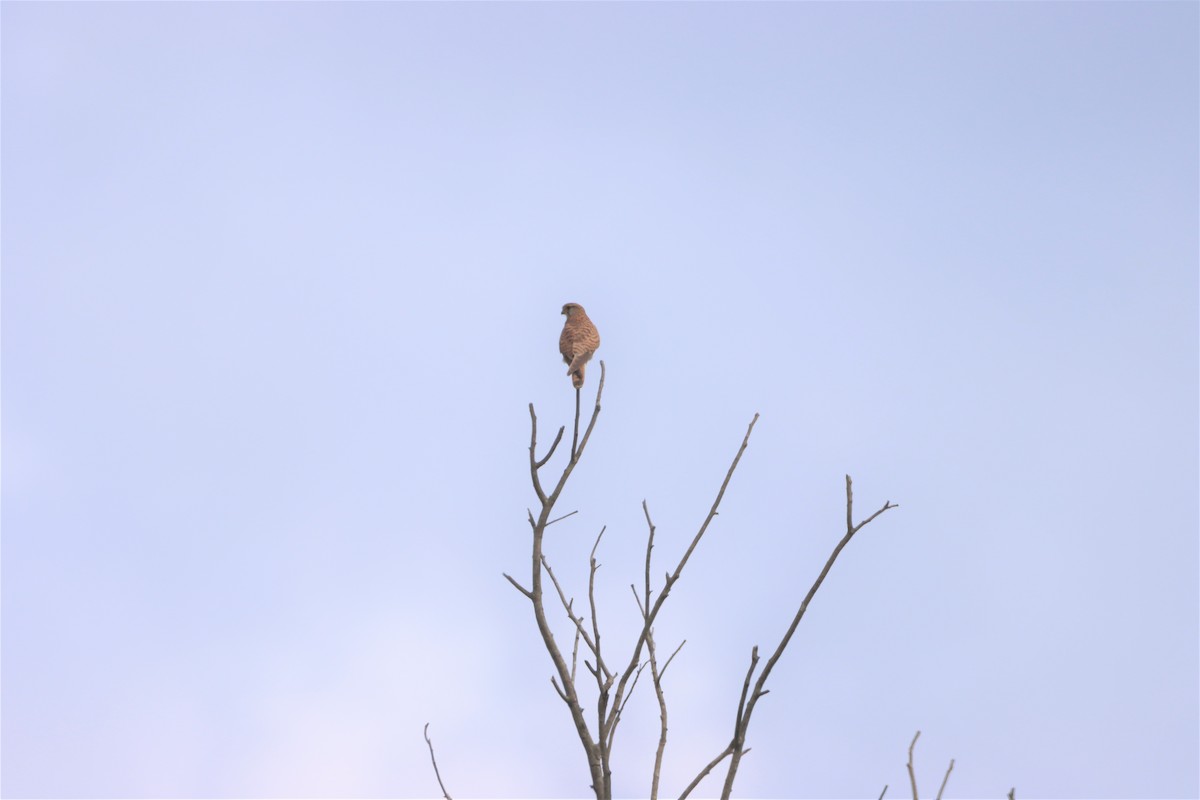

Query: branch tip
left=423, top=723, right=454, bottom=800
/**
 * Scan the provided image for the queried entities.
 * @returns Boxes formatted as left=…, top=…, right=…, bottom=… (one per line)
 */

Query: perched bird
left=559, top=303, right=600, bottom=389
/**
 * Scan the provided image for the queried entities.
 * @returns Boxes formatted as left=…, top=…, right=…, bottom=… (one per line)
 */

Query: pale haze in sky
left=2, top=3, right=1197, bottom=799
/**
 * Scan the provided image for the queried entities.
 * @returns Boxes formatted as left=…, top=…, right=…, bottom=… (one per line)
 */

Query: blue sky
left=2, top=2, right=1196, bottom=798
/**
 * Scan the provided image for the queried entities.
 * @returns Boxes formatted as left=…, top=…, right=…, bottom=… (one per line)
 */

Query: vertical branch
left=646, top=626, right=666, bottom=800
left=642, top=502, right=667, bottom=800
left=650, top=638, right=685, bottom=799
left=588, top=527, right=608, bottom=681
left=907, top=730, right=921, bottom=800
left=572, top=386, right=581, bottom=461
left=588, top=526, right=614, bottom=793
left=571, top=624, right=581, bottom=684
left=642, top=501, right=656, bottom=618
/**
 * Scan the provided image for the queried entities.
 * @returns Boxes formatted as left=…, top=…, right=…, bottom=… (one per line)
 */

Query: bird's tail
left=567, top=353, right=591, bottom=388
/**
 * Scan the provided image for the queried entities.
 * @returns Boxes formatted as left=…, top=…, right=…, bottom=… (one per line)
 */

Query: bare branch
left=661, top=639, right=685, bottom=679
left=608, top=414, right=760, bottom=748
left=423, top=723, right=453, bottom=800
left=574, top=361, right=606, bottom=463
left=647, top=631, right=686, bottom=800
left=528, top=404, right=549, bottom=506
left=647, top=623, right=668, bottom=800
left=571, top=624, right=581, bottom=685
left=535, top=425, right=566, bottom=469
left=678, top=745, right=734, bottom=800
left=630, top=583, right=646, bottom=617
left=572, top=386, right=581, bottom=461
left=642, top=500, right=657, bottom=617
left=718, top=476, right=898, bottom=799
left=546, top=509, right=579, bottom=527
left=540, top=555, right=601, bottom=664
left=641, top=500, right=671, bottom=800
left=502, top=572, right=533, bottom=600
left=878, top=784, right=888, bottom=800
left=936, top=758, right=955, bottom=800
left=586, top=526, right=615, bottom=788
left=588, top=527, right=609, bottom=682
left=907, top=730, right=921, bottom=800
left=1008, top=788, right=1016, bottom=800
left=846, top=472, right=855, bottom=534
left=733, top=646, right=760, bottom=741
left=606, top=659, right=648, bottom=756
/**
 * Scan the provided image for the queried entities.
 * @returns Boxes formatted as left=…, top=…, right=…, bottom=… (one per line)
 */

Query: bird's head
left=561, top=302, right=584, bottom=318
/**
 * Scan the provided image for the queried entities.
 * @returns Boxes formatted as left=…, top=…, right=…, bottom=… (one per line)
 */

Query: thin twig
left=642, top=500, right=657, bottom=618
left=423, top=723, right=453, bottom=800
left=878, top=784, right=888, bottom=800
left=535, top=425, right=566, bottom=469
left=1007, top=789, right=1016, bottom=800
left=528, top=405, right=549, bottom=506
left=661, top=639, right=685, bottom=679
left=935, top=758, right=955, bottom=800
left=606, top=659, right=648, bottom=755
left=630, top=583, right=646, bottom=616
left=502, top=572, right=533, bottom=600
left=540, top=555, right=602, bottom=667
left=907, top=730, right=921, bottom=800
left=546, top=509, right=579, bottom=527
left=588, top=526, right=608, bottom=684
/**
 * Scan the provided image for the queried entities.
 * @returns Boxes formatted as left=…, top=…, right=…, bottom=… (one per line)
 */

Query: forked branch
left=907, top=730, right=921, bottom=800
left=703, top=475, right=897, bottom=800
left=903, top=729, right=956, bottom=800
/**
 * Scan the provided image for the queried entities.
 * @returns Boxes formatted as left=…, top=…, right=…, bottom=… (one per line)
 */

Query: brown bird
left=559, top=303, right=601, bottom=389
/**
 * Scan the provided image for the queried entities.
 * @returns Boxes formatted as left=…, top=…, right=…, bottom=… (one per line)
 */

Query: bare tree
left=500, top=364, right=899, bottom=798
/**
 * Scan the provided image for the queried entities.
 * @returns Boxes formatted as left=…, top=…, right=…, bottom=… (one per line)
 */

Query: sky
left=2, top=2, right=1197, bottom=799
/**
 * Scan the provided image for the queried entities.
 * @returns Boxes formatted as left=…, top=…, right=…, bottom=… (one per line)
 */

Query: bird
left=559, top=303, right=600, bottom=389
